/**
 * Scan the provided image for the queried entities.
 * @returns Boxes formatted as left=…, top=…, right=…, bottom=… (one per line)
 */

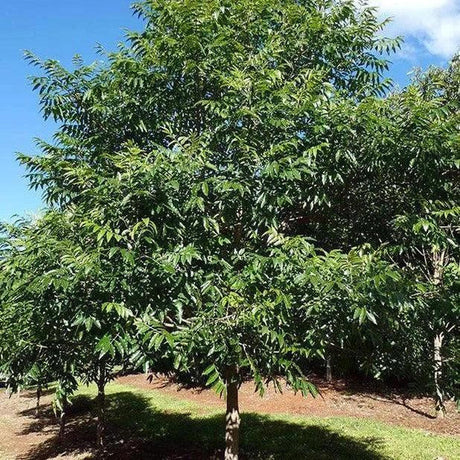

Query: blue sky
left=0, top=0, right=458, bottom=222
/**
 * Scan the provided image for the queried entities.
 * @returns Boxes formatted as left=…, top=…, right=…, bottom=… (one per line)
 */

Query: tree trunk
left=58, top=399, right=68, bottom=440
left=432, top=250, right=447, bottom=418
left=326, top=355, right=332, bottom=383
left=434, top=332, right=445, bottom=418
left=225, top=376, right=240, bottom=460
left=432, top=249, right=446, bottom=286
left=35, top=385, right=42, bottom=418
left=97, top=364, right=106, bottom=449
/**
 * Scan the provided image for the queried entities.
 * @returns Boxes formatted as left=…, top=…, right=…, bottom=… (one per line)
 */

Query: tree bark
left=225, top=374, right=240, bottom=460
left=97, top=364, right=106, bottom=449
left=434, top=332, right=445, bottom=418
left=35, top=385, right=41, bottom=418
left=326, top=355, right=332, bottom=383
left=432, top=250, right=447, bottom=418
left=58, top=399, right=68, bottom=440
left=432, top=249, right=446, bottom=286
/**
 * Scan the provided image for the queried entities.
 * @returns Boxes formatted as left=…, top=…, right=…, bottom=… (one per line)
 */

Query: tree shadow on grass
left=20, top=391, right=388, bottom=460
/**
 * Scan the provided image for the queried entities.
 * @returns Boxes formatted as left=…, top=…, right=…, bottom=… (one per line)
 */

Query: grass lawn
left=68, top=382, right=459, bottom=460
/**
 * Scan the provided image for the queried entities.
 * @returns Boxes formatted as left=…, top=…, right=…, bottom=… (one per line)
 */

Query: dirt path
left=117, top=374, right=460, bottom=436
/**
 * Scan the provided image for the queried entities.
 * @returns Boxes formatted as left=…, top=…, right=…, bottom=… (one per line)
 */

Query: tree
left=0, top=210, right=141, bottom=446
left=17, top=1, right=405, bottom=457
left=0, top=214, right=82, bottom=431
left=24, top=0, right=460, bottom=457
left=387, top=59, right=459, bottom=415
left=391, top=203, right=459, bottom=416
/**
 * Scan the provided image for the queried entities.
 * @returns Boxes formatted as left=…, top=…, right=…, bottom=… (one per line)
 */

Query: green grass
left=71, top=382, right=459, bottom=460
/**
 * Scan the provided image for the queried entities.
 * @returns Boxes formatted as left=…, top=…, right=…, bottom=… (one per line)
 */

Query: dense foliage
left=0, top=1, right=458, bottom=457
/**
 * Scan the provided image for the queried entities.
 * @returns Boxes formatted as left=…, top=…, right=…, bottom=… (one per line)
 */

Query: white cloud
left=367, top=0, right=460, bottom=58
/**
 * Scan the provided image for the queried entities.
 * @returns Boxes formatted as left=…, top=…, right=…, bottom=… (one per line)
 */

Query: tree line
left=0, top=1, right=458, bottom=458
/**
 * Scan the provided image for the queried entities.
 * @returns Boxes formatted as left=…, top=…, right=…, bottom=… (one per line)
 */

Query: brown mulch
left=117, top=373, right=460, bottom=436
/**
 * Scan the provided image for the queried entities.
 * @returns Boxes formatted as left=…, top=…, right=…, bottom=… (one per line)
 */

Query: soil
left=118, top=374, right=460, bottom=436
left=0, top=375, right=458, bottom=459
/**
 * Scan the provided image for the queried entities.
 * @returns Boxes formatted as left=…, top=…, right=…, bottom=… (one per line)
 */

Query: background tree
left=0, top=210, right=142, bottom=446
left=0, top=214, right=83, bottom=431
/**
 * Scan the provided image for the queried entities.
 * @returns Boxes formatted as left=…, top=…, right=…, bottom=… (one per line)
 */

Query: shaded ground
left=118, top=374, right=460, bottom=436
left=0, top=375, right=458, bottom=459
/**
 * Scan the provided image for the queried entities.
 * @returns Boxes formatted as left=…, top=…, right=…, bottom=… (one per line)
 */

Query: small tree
left=393, top=203, right=459, bottom=416
left=0, top=215, right=82, bottom=429
left=386, top=60, right=460, bottom=415
left=0, top=211, right=141, bottom=446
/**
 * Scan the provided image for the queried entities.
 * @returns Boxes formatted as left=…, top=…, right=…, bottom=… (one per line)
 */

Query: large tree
left=15, top=1, right=459, bottom=458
